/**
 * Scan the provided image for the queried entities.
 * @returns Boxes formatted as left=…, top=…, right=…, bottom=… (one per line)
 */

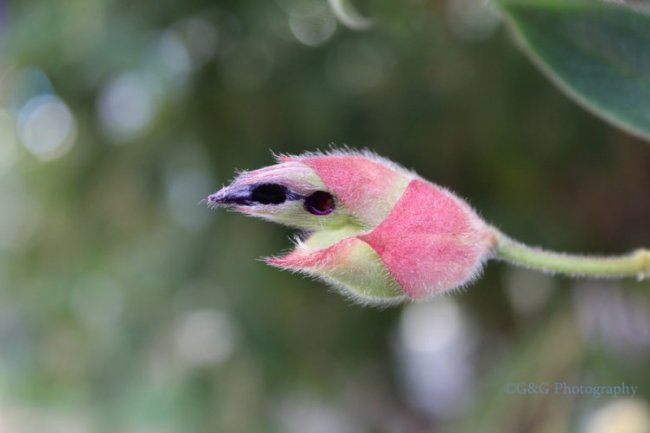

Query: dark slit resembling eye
left=251, top=184, right=288, bottom=204
left=304, top=191, right=335, bottom=215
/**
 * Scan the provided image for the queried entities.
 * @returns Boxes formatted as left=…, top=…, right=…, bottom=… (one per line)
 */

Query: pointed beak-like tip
left=206, top=189, right=227, bottom=209
left=206, top=185, right=253, bottom=209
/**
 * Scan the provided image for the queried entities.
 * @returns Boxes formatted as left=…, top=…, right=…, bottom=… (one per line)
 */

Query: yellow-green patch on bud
left=268, top=236, right=405, bottom=305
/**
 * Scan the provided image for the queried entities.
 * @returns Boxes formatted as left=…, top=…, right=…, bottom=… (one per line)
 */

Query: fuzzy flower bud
left=208, top=150, right=497, bottom=305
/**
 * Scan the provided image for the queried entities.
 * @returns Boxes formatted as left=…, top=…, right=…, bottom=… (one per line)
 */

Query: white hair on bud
left=272, top=145, right=418, bottom=180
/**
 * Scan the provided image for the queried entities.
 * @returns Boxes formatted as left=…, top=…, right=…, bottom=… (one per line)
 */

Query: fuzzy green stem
left=494, top=233, right=650, bottom=280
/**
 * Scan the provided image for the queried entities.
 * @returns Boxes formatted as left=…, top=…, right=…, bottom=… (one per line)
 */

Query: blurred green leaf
left=498, top=0, right=650, bottom=141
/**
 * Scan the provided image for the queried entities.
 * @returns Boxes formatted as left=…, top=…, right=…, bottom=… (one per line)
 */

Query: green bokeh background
left=0, top=0, right=649, bottom=432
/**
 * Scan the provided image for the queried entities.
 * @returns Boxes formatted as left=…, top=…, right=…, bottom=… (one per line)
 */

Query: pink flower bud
left=208, top=150, right=497, bottom=305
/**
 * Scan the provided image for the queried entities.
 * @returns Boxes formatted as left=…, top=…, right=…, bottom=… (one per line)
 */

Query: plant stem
left=494, top=233, right=650, bottom=280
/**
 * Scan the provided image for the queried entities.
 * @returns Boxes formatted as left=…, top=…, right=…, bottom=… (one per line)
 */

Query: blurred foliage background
left=0, top=0, right=649, bottom=432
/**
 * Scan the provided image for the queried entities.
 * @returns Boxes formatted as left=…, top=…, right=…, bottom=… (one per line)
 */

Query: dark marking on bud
left=251, top=183, right=289, bottom=205
left=305, top=191, right=335, bottom=215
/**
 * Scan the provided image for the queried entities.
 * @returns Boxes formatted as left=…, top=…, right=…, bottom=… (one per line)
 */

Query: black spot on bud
left=305, top=191, right=335, bottom=215
left=251, top=184, right=288, bottom=205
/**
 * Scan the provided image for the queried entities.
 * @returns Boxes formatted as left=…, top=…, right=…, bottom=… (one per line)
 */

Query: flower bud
left=208, top=150, right=497, bottom=304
